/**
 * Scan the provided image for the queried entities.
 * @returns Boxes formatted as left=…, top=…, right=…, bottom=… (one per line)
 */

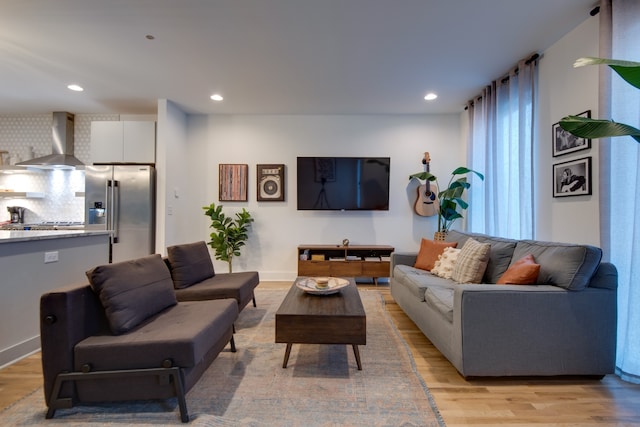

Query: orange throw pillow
left=497, top=254, right=540, bottom=285
left=414, top=238, right=457, bottom=271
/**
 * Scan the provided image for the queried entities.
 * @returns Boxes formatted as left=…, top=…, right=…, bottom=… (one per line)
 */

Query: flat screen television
left=297, top=157, right=390, bottom=211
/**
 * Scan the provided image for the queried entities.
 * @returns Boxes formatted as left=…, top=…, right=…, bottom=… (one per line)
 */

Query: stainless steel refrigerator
left=85, top=165, right=155, bottom=263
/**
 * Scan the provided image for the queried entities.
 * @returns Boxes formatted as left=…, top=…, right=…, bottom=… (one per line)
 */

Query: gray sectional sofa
left=390, top=230, right=617, bottom=378
left=40, top=241, right=260, bottom=423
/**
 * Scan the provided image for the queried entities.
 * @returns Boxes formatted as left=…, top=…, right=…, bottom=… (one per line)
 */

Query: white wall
left=537, top=15, right=600, bottom=245
left=165, top=114, right=463, bottom=280
left=156, top=99, right=189, bottom=252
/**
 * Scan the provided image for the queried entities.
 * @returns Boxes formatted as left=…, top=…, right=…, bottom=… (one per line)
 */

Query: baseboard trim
left=0, top=336, right=40, bottom=369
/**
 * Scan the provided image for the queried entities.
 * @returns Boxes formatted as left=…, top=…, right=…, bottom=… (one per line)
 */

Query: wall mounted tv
left=296, top=157, right=390, bottom=211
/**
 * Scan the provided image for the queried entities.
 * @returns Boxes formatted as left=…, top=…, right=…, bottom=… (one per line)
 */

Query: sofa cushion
left=74, top=299, right=238, bottom=370
left=393, top=264, right=454, bottom=301
left=497, top=254, right=540, bottom=285
left=414, top=238, right=457, bottom=271
left=86, top=254, right=177, bottom=335
left=424, top=286, right=454, bottom=323
left=431, top=247, right=461, bottom=279
left=174, top=271, right=260, bottom=309
left=451, top=238, right=491, bottom=284
left=513, top=240, right=602, bottom=290
left=446, top=230, right=517, bottom=283
left=166, top=241, right=215, bottom=289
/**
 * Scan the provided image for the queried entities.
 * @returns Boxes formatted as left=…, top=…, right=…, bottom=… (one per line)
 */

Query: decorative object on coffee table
left=296, top=277, right=350, bottom=295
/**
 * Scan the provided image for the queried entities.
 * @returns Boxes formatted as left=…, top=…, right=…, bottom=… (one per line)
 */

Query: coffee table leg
left=283, top=343, right=292, bottom=368
left=352, top=345, right=362, bottom=370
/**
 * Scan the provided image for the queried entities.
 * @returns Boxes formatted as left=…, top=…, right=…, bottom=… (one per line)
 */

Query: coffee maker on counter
left=7, top=206, right=25, bottom=224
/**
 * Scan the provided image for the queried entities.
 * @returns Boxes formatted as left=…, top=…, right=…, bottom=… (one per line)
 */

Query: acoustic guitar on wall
left=414, top=152, right=439, bottom=217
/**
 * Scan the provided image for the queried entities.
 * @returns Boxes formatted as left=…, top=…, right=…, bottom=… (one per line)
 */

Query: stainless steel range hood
left=17, top=112, right=84, bottom=169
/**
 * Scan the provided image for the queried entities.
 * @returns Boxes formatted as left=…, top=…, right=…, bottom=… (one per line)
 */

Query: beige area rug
left=1, top=288, right=445, bottom=426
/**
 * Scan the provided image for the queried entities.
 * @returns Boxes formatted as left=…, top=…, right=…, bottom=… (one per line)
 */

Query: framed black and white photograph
left=552, top=110, right=591, bottom=157
left=257, top=164, right=285, bottom=201
left=553, top=157, right=592, bottom=198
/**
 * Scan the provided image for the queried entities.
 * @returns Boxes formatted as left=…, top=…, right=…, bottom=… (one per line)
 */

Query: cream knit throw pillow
left=431, top=247, right=461, bottom=279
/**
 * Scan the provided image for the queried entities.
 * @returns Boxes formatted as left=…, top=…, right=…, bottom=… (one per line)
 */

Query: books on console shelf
left=329, top=257, right=346, bottom=261
left=380, top=256, right=391, bottom=262
left=346, top=255, right=361, bottom=261
left=364, top=256, right=381, bottom=261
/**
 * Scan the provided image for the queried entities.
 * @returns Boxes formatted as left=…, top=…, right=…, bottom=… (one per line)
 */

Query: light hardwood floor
left=2, top=281, right=639, bottom=425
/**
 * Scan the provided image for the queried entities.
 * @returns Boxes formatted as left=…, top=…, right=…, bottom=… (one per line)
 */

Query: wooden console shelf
left=297, top=244, right=395, bottom=284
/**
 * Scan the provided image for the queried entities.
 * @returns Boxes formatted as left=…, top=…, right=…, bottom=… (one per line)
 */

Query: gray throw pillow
left=166, top=241, right=215, bottom=289
left=86, top=254, right=177, bottom=335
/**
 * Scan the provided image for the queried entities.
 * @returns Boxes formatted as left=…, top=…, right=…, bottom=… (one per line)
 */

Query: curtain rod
left=464, top=52, right=540, bottom=110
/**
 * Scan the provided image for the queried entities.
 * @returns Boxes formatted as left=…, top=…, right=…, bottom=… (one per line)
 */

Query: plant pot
left=433, top=231, right=448, bottom=241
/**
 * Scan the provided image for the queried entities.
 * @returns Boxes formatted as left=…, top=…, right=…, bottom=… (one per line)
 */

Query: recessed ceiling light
left=145, top=34, right=155, bottom=40
left=67, top=84, right=84, bottom=92
left=210, top=94, right=224, bottom=101
left=424, top=93, right=438, bottom=101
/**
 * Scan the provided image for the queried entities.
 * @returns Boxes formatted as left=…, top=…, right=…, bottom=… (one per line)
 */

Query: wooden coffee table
left=275, top=277, right=366, bottom=370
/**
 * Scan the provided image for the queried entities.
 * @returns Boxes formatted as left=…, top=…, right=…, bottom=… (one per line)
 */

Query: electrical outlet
left=44, top=251, right=59, bottom=263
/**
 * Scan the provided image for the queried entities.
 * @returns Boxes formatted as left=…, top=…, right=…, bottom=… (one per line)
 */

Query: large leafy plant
left=559, top=57, right=640, bottom=142
left=410, top=167, right=484, bottom=233
left=203, top=202, right=254, bottom=273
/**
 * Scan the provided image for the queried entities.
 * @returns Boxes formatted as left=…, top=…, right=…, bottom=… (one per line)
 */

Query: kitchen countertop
left=0, top=229, right=111, bottom=244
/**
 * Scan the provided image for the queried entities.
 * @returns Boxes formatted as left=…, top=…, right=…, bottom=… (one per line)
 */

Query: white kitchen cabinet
left=0, top=191, right=44, bottom=199
left=90, top=121, right=156, bottom=164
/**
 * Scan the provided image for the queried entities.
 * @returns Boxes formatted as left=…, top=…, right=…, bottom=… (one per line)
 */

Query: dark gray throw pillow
left=166, top=241, right=215, bottom=289
left=86, top=254, right=177, bottom=335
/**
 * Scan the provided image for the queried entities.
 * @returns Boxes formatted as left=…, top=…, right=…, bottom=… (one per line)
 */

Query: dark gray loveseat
left=165, top=241, right=259, bottom=312
left=40, top=242, right=259, bottom=423
left=390, top=230, right=617, bottom=378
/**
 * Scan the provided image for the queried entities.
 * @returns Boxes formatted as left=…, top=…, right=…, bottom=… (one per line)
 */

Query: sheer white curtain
left=600, top=0, right=640, bottom=384
left=467, top=57, right=537, bottom=239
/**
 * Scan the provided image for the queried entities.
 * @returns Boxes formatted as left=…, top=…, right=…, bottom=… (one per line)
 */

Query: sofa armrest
left=390, top=252, right=417, bottom=276
left=589, top=262, right=618, bottom=290
left=451, top=284, right=616, bottom=376
left=40, top=283, right=108, bottom=406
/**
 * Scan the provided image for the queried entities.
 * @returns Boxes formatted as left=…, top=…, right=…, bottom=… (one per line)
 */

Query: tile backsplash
left=0, top=113, right=118, bottom=223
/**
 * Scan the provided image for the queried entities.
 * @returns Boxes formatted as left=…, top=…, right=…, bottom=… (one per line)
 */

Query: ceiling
left=0, top=0, right=597, bottom=116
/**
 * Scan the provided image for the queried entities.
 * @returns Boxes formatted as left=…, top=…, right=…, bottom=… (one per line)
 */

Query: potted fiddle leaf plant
left=559, top=57, right=640, bottom=142
left=203, top=202, right=254, bottom=273
left=410, top=167, right=484, bottom=240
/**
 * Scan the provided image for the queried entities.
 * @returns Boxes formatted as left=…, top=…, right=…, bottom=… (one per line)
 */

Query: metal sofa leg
left=44, top=366, right=189, bottom=423
left=252, top=295, right=257, bottom=307
left=168, top=369, right=189, bottom=423
left=230, top=335, right=237, bottom=353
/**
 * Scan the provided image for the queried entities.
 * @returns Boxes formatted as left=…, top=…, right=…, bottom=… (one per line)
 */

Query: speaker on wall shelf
left=257, top=164, right=285, bottom=201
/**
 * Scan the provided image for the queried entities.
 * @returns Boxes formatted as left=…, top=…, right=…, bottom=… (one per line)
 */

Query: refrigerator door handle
left=106, top=180, right=115, bottom=244
left=112, top=180, right=120, bottom=243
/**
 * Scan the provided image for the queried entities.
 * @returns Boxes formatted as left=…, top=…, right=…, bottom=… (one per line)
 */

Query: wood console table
left=297, top=244, right=394, bottom=284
